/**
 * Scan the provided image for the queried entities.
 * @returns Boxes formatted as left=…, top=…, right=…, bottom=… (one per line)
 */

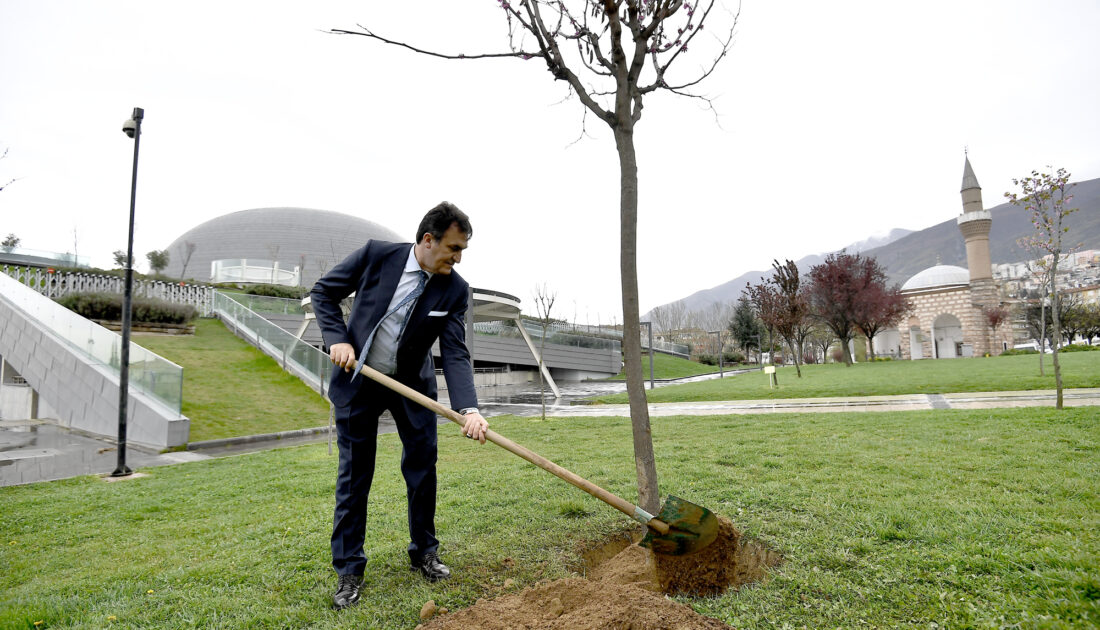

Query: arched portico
left=932, top=313, right=963, bottom=358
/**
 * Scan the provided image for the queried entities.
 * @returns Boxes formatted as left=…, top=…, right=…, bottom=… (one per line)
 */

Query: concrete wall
left=0, top=291, right=189, bottom=449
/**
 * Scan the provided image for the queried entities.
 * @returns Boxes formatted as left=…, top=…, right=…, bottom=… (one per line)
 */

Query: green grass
left=136, top=318, right=330, bottom=442
left=595, top=352, right=1100, bottom=403
left=608, top=352, right=724, bottom=380
left=1, top=408, right=1097, bottom=628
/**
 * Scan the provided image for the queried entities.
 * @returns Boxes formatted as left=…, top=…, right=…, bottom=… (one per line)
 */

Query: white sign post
left=764, top=364, right=776, bottom=388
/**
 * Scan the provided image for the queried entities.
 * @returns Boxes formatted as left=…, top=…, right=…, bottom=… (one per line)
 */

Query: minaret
left=956, top=156, right=993, bottom=282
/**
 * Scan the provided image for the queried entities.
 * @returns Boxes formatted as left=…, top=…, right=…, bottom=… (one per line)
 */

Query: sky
left=2, top=0, right=1098, bottom=325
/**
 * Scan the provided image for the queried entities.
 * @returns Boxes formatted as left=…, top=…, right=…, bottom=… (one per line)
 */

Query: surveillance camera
left=122, top=119, right=137, bottom=138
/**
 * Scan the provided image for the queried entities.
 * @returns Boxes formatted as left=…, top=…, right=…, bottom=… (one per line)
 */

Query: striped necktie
left=352, top=270, right=427, bottom=380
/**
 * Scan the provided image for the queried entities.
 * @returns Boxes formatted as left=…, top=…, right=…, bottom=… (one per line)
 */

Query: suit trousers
left=331, top=377, right=440, bottom=576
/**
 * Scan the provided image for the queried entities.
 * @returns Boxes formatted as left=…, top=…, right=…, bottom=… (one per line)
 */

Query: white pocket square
left=428, top=310, right=449, bottom=317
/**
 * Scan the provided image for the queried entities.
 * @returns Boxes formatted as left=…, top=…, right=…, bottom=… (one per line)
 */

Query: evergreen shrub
left=55, top=293, right=197, bottom=324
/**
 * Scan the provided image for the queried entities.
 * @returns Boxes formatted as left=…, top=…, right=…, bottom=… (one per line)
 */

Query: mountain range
left=649, top=176, right=1100, bottom=317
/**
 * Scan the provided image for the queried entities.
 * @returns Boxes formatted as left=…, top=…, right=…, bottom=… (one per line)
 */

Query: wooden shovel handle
left=350, top=361, right=669, bottom=535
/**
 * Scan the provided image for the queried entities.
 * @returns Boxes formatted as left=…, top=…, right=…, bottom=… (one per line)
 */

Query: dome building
left=162, top=207, right=403, bottom=287
left=892, top=157, right=1011, bottom=359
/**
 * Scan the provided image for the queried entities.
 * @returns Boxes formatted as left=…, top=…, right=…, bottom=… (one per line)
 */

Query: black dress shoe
left=333, top=574, right=363, bottom=610
left=410, top=551, right=452, bottom=582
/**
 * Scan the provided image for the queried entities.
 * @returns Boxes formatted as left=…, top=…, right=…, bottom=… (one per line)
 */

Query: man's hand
left=461, top=412, right=488, bottom=444
left=329, top=343, right=357, bottom=373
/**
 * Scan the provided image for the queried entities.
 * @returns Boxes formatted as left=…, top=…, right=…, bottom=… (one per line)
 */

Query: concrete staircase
left=0, top=273, right=189, bottom=449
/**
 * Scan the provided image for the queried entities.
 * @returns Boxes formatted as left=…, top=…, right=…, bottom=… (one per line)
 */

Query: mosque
left=879, top=157, right=1012, bottom=359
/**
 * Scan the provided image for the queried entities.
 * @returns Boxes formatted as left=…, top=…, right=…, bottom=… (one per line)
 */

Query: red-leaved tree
left=745, top=279, right=783, bottom=382
left=807, top=252, right=901, bottom=365
left=983, top=305, right=1010, bottom=354
left=807, top=253, right=861, bottom=365
left=331, top=1, right=739, bottom=513
left=850, top=257, right=909, bottom=361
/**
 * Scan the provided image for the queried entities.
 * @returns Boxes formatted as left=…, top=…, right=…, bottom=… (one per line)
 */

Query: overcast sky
left=2, top=1, right=1098, bottom=324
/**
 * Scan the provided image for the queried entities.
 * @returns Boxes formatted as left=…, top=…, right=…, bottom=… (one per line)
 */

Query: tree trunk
left=790, top=338, right=802, bottom=377
left=1050, top=266, right=1064, bottom=409
left=1039, top=299, right=1046, bottom=376
left=614, top=126, right=660, bottom=515
left=866, top=334, right=876, bottom=361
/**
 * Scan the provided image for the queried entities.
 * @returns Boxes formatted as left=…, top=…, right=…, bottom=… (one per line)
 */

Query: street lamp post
left=112, top=107, right=143, bottom=478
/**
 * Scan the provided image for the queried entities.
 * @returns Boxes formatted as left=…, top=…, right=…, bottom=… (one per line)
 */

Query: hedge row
left=55, top=293, right=197, bottom=324
left=211, top=283, right=307, bottom=299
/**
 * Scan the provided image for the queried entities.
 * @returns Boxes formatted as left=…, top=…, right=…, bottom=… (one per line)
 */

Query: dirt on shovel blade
left=418, top=517, right=781, bottom=630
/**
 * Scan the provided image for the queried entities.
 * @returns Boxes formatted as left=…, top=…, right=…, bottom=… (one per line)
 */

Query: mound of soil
left=418, top=578, right=729, bottom=630
left=418, top=517, right=780, bottom=630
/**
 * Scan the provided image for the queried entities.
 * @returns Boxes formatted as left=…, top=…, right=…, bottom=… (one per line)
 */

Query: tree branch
left=328, top=25, right=538, bottom=60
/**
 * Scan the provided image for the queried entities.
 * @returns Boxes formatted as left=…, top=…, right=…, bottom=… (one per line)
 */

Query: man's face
left=419, top=223, right=468, bottom=275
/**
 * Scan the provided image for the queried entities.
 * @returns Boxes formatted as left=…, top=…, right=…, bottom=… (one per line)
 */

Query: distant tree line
left=648, top=252, right=911, bottom=375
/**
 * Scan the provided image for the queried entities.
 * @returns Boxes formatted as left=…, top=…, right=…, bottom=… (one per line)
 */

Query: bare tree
left=532, top=283, right=557, bottom=420
left=0, top=147, right=18, bottom=193
left=649, top=299, right=688, bottom=344
left=1006, top=167, right=1078, bottom=408
left=333, top=1, right=739, bottom=512
left=692, top=300, right=734, bottom=336
left=768, top=259, right=812, bottom=377
left=178, top=240, right=197, bottom=281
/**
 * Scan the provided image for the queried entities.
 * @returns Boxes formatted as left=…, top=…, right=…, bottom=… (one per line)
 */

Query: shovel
left=350, top=361, right=719, bottom=556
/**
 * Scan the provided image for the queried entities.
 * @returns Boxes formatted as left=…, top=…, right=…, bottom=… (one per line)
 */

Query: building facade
left=891, top=157, right=1013, bottom=359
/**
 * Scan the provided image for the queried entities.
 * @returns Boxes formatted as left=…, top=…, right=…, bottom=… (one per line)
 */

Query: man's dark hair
left=416, top=201, right=472, bottom=244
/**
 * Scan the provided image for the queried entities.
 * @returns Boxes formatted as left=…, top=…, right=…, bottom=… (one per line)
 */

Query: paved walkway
left=2, top=388, right=1097, bottom=487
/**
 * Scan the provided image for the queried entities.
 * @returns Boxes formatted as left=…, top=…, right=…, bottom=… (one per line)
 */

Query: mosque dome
left=162, top=207, right=403, bottom=287
left=900, top=264, right=970, bottom=292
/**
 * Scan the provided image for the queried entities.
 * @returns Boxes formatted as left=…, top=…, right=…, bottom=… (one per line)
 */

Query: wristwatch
left=459, top=407, right=480, bottom=416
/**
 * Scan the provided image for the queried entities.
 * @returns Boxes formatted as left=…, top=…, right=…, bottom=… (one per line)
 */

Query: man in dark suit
left=310, top=202, right=489, bottom=610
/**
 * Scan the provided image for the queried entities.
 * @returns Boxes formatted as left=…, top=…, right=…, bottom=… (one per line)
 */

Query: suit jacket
left=311, top=240, right=478, bottom=411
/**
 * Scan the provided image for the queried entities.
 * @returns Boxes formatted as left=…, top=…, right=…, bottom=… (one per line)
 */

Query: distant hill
left=648, top=177, right=1100, bottom=316
left=648, top=228, right=913, bottom=317
left=868, top=177, right=1100, bottom=286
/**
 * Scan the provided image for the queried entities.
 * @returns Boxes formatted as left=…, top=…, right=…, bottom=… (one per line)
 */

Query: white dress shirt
left=366, top=247, right=431, bottom=374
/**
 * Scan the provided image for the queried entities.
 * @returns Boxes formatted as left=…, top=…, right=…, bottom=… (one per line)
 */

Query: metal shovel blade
left=639, top=495, right=720, bottom=556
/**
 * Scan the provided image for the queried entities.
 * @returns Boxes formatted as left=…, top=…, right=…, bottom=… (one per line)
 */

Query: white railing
left=211, top=259, right=301, bottom=287
left=212, top=291, right=331, bottom=396
left=474, top=319, right=621, bottom=352
left=219, top=292, right=305, bottom=315
left=1, top=266, right=215, bottom=316
left=553, top=321, right=690, bottom=356
left=0, top=271, right=184, bottom=414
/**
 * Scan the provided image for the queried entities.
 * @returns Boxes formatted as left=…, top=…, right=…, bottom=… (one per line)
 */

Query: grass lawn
left=595, top=351, right=1100, bottom=403
left=136, top=318, right=330, bottom=442
left=2, top=407, right=1097, bottom=628
left=608, top=352, right=725, bottom=380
